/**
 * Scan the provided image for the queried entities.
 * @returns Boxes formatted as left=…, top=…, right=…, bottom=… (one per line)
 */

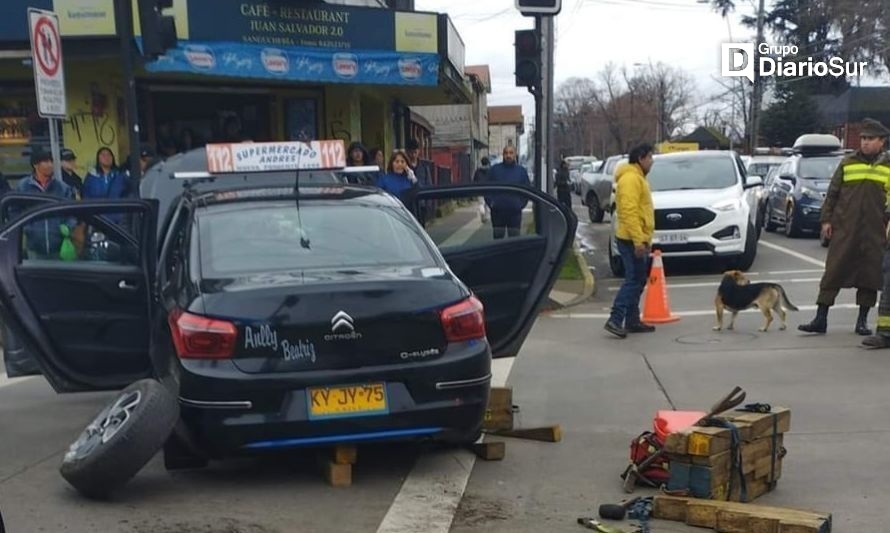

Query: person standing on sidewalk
left=486, top=145, right=531, bottom=239
left=555, top=159, right=572, bottom=209
left=799, top=119, right=890, bottom=336
left=605, top=143, right=656, bottom=338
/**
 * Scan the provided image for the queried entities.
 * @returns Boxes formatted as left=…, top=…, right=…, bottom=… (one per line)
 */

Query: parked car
left=609, top=151, right=762, bottom=275
left=581, top=155, right=626, bottom=223
left=761, top=134, right=844, bottom=239
left=0, top=140, right=575, bottom=498
left=746, top=155, right=787, bottom=240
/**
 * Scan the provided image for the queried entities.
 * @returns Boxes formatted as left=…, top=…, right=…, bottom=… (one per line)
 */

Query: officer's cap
left=861, top=118, right=890, bottom=138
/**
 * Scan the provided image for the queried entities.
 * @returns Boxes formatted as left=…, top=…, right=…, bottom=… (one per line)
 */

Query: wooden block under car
left=323, top=461, right=352, bottom=487
left=470, top=441, right=506, bottom=461
left=483, top=387, right=514, bottom=431
left=333, top=444, right=357, bottom=465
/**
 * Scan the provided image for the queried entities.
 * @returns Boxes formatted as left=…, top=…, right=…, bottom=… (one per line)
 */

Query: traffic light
left=514, top=29, right=542, bottom=89
left=138, top=0, right=177, bottom=59
left=516, top=0, right=562, bottom=15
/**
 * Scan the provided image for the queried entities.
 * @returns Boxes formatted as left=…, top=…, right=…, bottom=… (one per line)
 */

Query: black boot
left=798, top=304, right=829, bottom=334
left=855, top=306, right=872, bottom=336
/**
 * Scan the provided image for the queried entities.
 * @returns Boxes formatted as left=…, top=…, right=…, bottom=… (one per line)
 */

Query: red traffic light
left=515, top=31, right=539, bottom=54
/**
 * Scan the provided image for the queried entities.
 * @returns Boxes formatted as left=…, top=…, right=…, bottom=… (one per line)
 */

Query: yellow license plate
left=307, top=383, right=388, bottom=419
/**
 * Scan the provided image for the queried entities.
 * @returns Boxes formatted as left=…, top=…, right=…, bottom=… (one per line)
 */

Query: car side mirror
left=779, top=175, right=796, bottom=184
left=744, top=175, right=764, bottom=189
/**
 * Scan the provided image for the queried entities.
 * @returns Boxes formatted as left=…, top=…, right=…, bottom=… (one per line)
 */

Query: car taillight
left=440, top=296, right=486, bottom=342
left=168, top=309, right=237, bottom=359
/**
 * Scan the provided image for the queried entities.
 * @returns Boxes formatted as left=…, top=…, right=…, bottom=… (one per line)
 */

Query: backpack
left=626, top=431, right=670, bottom=485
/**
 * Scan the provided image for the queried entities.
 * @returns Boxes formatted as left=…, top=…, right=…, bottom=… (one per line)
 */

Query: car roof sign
left=205, top=140, right=346, bottom=173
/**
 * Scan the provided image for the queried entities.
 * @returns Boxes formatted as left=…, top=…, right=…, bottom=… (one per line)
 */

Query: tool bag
left=627, top=431, right=670, bottom=484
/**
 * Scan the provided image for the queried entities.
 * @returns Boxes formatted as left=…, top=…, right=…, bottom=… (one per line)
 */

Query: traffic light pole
left=532, top=16, right=543, bottom=192
left=115, top=0, right=142, bottom=183
left=542, top=14, right=555, bottom=196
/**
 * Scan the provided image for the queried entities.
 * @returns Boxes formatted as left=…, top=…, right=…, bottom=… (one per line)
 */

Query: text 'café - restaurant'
left=0, top=0, right=469, bottom=178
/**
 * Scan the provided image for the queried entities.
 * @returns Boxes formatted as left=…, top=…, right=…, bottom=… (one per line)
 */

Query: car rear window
left=194, top=201, right=438, bottom=277
left=648, top=156, right=738, bottom=191
left=799, top=156, right=842, bottom=179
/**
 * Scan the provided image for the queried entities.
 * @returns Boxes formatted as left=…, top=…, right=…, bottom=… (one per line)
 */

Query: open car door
left=0, top=199, right=158, bottom=392
left=0, top=193, right=68, bottom=376
left=409, top=184, right=577, bottom=358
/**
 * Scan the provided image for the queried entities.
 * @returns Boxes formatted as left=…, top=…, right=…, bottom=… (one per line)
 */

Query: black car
left=0, top=142, right=575, bottom=497
left=762, top=143, right=843, bottom=238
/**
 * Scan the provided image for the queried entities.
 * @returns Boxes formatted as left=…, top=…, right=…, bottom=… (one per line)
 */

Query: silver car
left=580, top=155, right=626, bottom=223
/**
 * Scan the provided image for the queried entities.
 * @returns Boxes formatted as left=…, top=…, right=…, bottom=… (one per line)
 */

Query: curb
left=544, top=245, right=595, bottom=311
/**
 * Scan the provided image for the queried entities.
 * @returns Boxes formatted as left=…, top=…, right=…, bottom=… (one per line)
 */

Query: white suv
left=609, top=151, right=763, bottom=275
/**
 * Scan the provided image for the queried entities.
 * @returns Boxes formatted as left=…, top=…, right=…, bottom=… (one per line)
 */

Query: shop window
left=0, top=95, right=56, bottom=182
left=285, top=98, right=318, bottom=142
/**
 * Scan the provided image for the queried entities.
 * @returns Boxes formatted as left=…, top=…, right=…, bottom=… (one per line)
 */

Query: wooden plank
left=333, top=444, right=357, bottom=465
left=470, top=441, right=506, bottom=461
left=668, top=434, right=784, bottom=476
left=713, top=408, right=791, bottom=442
left=652, top=495, right=688, bottom=522
left=664, top=430, right=690, bottom=454
left=323, top=461, right=352, bottom=487
left=483, top=387, right=514, bottom=431
left=686, top=427, right=732, bottom=456
left=489, top=425, right=562, bottom=443
left=654, top=496, right=831, bottom=532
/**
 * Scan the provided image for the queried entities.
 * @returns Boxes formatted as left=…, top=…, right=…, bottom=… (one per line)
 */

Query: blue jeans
left=609, top=239, right=650, bottom=327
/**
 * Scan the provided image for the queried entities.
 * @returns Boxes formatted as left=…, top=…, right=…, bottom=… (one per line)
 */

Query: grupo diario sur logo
left=722, top=42, right=868, bottom=82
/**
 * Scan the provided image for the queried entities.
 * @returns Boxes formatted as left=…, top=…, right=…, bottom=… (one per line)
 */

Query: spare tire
left=60, top=379, right=179, bottom=499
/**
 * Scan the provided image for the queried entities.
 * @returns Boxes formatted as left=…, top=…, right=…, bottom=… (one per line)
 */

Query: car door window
left=20, top=211, right=141, bottom=266
left=424, top=194, right=538, bottom=252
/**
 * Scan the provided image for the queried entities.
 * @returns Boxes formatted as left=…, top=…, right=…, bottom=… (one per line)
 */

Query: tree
left=554, top=77, right=598, bottom=156
left=552, top=63, right=697, bottom=157
left=759, top=83, right=822, bottom=146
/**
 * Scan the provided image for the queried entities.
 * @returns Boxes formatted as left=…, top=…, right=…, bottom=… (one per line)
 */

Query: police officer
left=799, top=118, right=890, bottom=335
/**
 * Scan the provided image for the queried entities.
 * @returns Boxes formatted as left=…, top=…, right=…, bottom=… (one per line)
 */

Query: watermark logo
left=722, top=42, right=868, bottom=83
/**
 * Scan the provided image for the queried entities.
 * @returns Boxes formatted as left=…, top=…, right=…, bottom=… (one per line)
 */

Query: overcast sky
left=416, top=0, right=760, bottom=132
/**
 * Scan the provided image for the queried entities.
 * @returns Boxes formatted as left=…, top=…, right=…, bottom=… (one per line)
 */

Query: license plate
left=659, top=232, right=688, bottom=244
left=307, top=383, right=388, bottom=419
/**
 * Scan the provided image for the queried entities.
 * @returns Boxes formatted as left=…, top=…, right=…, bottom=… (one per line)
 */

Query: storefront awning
left=139, top=40, right=439, bottom=87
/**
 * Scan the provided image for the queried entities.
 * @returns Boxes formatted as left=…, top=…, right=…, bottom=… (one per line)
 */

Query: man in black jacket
left=60, top=148, right=83, bottom=198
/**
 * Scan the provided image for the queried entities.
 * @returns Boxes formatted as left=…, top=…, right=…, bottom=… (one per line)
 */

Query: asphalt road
left=2, top=195, right=889, bottom=532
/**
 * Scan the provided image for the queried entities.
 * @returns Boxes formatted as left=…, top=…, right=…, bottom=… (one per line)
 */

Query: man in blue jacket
left=15, top=150, right=75, bottom=259
left=486, top=145, right=531, bottom=239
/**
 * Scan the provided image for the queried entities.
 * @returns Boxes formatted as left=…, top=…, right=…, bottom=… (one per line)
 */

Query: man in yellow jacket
left=605, top=143, right=656, bottom=338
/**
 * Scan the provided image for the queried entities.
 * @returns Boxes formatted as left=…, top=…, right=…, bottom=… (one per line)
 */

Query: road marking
left=759, top=240, right=826, bottom=267
left=606, top=278, right=822, bottom=291
left=376, top=357, right=515, bottom=533
left=550, top=303, right=859, bottom=319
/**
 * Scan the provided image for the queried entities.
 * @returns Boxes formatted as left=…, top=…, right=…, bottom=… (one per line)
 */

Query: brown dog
left=714, top=270, right=799, bottom=332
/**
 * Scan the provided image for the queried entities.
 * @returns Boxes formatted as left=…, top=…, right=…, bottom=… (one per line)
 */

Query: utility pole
left=532, top=16, right=543, bottom=191
left=542, top=15, right=555, bottom=195
left=750, top=0, right=765, bottom=153
left=115, top=0, right=142, bottom=182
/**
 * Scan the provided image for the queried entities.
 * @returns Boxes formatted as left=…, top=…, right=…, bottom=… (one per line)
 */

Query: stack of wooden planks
left=652, top=495, right=831, bottom=533
left=663, top=407, right=790, bottom=502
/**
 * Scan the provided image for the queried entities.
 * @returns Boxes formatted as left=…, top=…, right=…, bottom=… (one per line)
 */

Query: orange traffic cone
left=641, top=249, right=680, bottom=324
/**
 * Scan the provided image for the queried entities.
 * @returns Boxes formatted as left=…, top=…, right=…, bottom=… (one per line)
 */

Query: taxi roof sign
left=206, top=140, right=346, bottom=173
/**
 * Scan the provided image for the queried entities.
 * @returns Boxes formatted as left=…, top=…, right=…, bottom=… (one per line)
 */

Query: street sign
left=28, top=8, right=67, bottom=118
left=516, top=0, right=562, bottom=15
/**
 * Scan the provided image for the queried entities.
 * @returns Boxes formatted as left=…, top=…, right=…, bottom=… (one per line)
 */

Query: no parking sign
left=28, top=8, right=67, bottom=118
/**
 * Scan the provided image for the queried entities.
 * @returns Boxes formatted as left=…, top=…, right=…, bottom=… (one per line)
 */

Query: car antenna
left=294, top=138, right=311, bottom=250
